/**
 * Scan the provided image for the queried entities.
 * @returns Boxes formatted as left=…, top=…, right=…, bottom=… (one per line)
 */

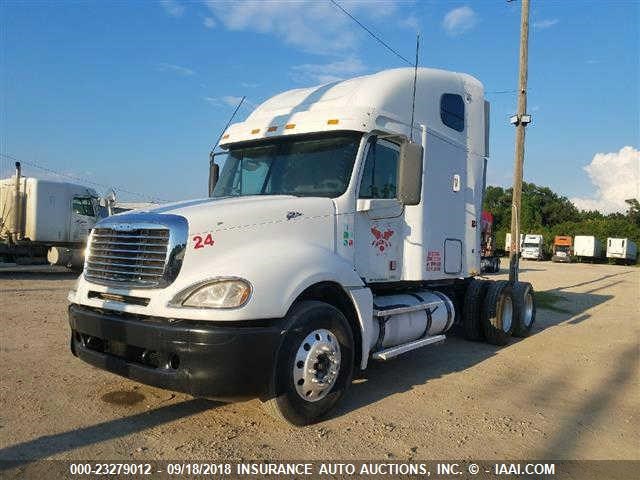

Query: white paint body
left=606, top=238, right=637, bottom=261
left=521, top=234, right=544, bottom=260
left=574, top=235, right=602, bottom=258
left=70, top=68, right=490, bottom=367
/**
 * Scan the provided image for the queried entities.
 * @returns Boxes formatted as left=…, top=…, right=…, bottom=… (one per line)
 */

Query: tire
left=462, top=278, right=489, bottom=341
left=262, top=300, right=354, bottom=426
left=512, top=281, right=536, bottom=337
left=481, top=280, right=514, bottom=346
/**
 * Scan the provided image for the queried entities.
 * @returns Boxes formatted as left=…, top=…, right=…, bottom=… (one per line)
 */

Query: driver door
left=354, top=139, right=404, bottom=282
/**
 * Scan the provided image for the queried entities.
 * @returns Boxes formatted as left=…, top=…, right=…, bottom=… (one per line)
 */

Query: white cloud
left=203, top=0, right=395, bottom=55
left=571, top=146, right=640, bottom=213
left=290, top=57, right=367, bottom=84
left=533, top=18, right=559, bottom=30
left=203, top=17, right=216, bottom=29
left=157, top=62, right=195, bottom=76
left=399, top=15, right=420, bottom=31
left=160, top=0, right=185, bottom=18
left=442, top=6, right=477, bottom=36
left=205, top=96, right=254, bottom=108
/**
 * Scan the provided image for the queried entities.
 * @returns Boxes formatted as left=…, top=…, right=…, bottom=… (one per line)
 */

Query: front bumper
left=69, top=304, right=287, bottom=401
left=552, top=255, right=571, bottom=263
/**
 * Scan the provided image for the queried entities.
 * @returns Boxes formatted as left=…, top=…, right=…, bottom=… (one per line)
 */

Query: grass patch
left=535, top=291, right=572, bottom=313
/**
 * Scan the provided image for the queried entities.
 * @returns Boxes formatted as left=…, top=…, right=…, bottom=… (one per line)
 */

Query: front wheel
left=263, top=301, right=354, bottom=426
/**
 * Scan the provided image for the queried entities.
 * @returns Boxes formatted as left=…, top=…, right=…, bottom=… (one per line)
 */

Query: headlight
left=173, top=278, right=252, bottom=309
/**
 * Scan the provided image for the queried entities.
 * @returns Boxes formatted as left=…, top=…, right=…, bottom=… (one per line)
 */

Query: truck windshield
left=212, top=133, right=362, bottom=198
left=523, top=242, right=539, bottom=248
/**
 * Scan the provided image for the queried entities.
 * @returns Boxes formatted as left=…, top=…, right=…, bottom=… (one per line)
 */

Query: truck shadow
left=334, top=283, right=616, bottom=420
left=0, top=399, right=220, bottom=467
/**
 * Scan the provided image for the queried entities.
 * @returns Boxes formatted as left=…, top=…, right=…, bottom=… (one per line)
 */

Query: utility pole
left=508, top=0, right=532, bottom=283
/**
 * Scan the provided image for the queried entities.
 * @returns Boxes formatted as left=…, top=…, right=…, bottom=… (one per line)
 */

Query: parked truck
left=551, top=235, right=572, bottom=263
left=573, top=235, right=602, bottom=261
left=480, top=211, right=500, bottom=273
left=0, top=164, right=106, bottom=269
left=606, top=237, right=638, bottom=264
left=505, top=232, right=523, bottom=255
left=67, top=68, right=536, bottom=425
left=521, top=234, right=544, bottom=260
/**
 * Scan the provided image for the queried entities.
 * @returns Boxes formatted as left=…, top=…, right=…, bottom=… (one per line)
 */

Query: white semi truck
left=0, top=165, right=105, bottom=269
left=521, top=234, right=544, bottom=260
left=68, top=68, right=536, bottom=425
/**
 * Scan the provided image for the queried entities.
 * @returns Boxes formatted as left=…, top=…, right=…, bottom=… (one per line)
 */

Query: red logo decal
left=371, top=226, right=394, bottom=252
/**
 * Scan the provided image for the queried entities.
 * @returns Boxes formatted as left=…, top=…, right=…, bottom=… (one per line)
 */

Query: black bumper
left=69, top=304, right=287, bottom=401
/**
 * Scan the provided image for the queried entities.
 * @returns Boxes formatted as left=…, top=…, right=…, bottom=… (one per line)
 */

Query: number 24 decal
left=192, top=233, right=214, bottom=249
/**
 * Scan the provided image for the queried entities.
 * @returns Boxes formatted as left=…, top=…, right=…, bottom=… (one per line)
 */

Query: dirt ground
left=0, top=262, right=638, bottom=464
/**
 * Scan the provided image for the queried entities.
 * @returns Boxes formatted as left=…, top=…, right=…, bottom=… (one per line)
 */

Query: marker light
left=285, top=123, right=296, bottom=129
left=327, top=119, right=339, bottom=125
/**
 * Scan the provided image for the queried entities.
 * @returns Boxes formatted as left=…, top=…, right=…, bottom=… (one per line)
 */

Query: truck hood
left=136, top=195, right=335, bottom=237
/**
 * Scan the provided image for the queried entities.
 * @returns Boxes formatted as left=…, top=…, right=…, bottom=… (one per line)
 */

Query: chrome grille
left=86, top=227, right=170, bottom=288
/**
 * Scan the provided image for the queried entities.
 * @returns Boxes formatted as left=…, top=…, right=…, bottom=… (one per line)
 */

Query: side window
left=440, top=93, right=465, bottom=132
left=358, top=141, right=399, bottom=199
left=72, top=197, right=95, bottom=217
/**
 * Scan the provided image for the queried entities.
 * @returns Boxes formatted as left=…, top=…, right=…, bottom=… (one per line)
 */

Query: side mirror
left=208, top=152, right=221, bottom=197
left=397, top=142, right=423, bottom=205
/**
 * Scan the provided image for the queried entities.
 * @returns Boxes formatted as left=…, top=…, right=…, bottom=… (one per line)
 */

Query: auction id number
left=70, top=463, right=152, bottom=475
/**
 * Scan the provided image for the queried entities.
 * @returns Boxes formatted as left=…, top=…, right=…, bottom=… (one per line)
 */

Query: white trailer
left=606, top=237, right=638, bottom=264
left=521, top=234, right=544, bottom=260
left=505, top=232, right=524, bottom=253
left=573, top=235, right=602, bottom=260
left=0, top=166, right=104, bottom=268
left=68, top=68, right=537, bottom=425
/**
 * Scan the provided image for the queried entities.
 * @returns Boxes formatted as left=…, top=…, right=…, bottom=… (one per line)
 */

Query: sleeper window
left=440, top=93, right=465, bottom=132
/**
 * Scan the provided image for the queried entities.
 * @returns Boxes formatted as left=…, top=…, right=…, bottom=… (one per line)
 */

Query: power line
left=0, top=153, right=169, bottom=203
left=328, top=0, right=412, bottom=65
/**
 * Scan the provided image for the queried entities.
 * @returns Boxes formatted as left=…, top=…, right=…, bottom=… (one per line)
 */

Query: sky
left=1, top=0, right=639, bottom=212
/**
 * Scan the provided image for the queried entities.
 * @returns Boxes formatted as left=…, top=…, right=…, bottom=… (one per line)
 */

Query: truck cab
left=521, top=234, right=544, bottom=260
left=68, top=68, right=535, bottom=424
left=551, top=235, right=572, bottom=263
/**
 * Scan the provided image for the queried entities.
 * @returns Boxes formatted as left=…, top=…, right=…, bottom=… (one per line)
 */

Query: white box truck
left=606, top=237, right=638, bottom=264
left=68, top=68, right=537, bottom=425
left=573, top=235, right=602, bottom=261
left=505, top=232, right=524, bottom=254
left=0, top=166, right=106, bottom=268
left=521, top=234, right=544, bottom=260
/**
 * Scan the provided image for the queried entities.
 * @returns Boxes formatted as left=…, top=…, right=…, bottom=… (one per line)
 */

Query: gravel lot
left=0, top=262, right=637, bottom=464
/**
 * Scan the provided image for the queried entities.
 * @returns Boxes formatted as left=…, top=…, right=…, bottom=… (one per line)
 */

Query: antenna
left=211, top=96, right=246, bottom=154
left=409, top=33, right=420, bottom=142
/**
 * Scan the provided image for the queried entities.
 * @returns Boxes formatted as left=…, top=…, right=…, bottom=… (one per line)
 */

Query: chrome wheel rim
left=500, top=295, right=513, bottom=332
left=293, top=328, right=341, bottom=402
left=523, top=290, right=534, bottom=327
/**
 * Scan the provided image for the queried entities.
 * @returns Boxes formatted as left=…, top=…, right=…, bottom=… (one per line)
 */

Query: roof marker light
left=251, top=128, right=260, bottom=134
left=285, top=123, right=296, bottom=130
left=222, top=134, right=230, bottom=139
left=267, top=126, right=278, bottom=132
left=327, top=119, right=339, bottom=125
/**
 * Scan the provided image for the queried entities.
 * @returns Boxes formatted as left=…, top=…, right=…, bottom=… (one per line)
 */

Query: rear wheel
left=462, top=278, right=489, bottom=341
left=481, top=280, right=514, bottom=346
left=512, top=281, right=536, bottom=337
left=263, top=301, right=354, bottom=426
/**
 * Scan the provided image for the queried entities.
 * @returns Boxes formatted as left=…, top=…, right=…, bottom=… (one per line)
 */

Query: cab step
left=371, top=334, right=446, bottom=361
